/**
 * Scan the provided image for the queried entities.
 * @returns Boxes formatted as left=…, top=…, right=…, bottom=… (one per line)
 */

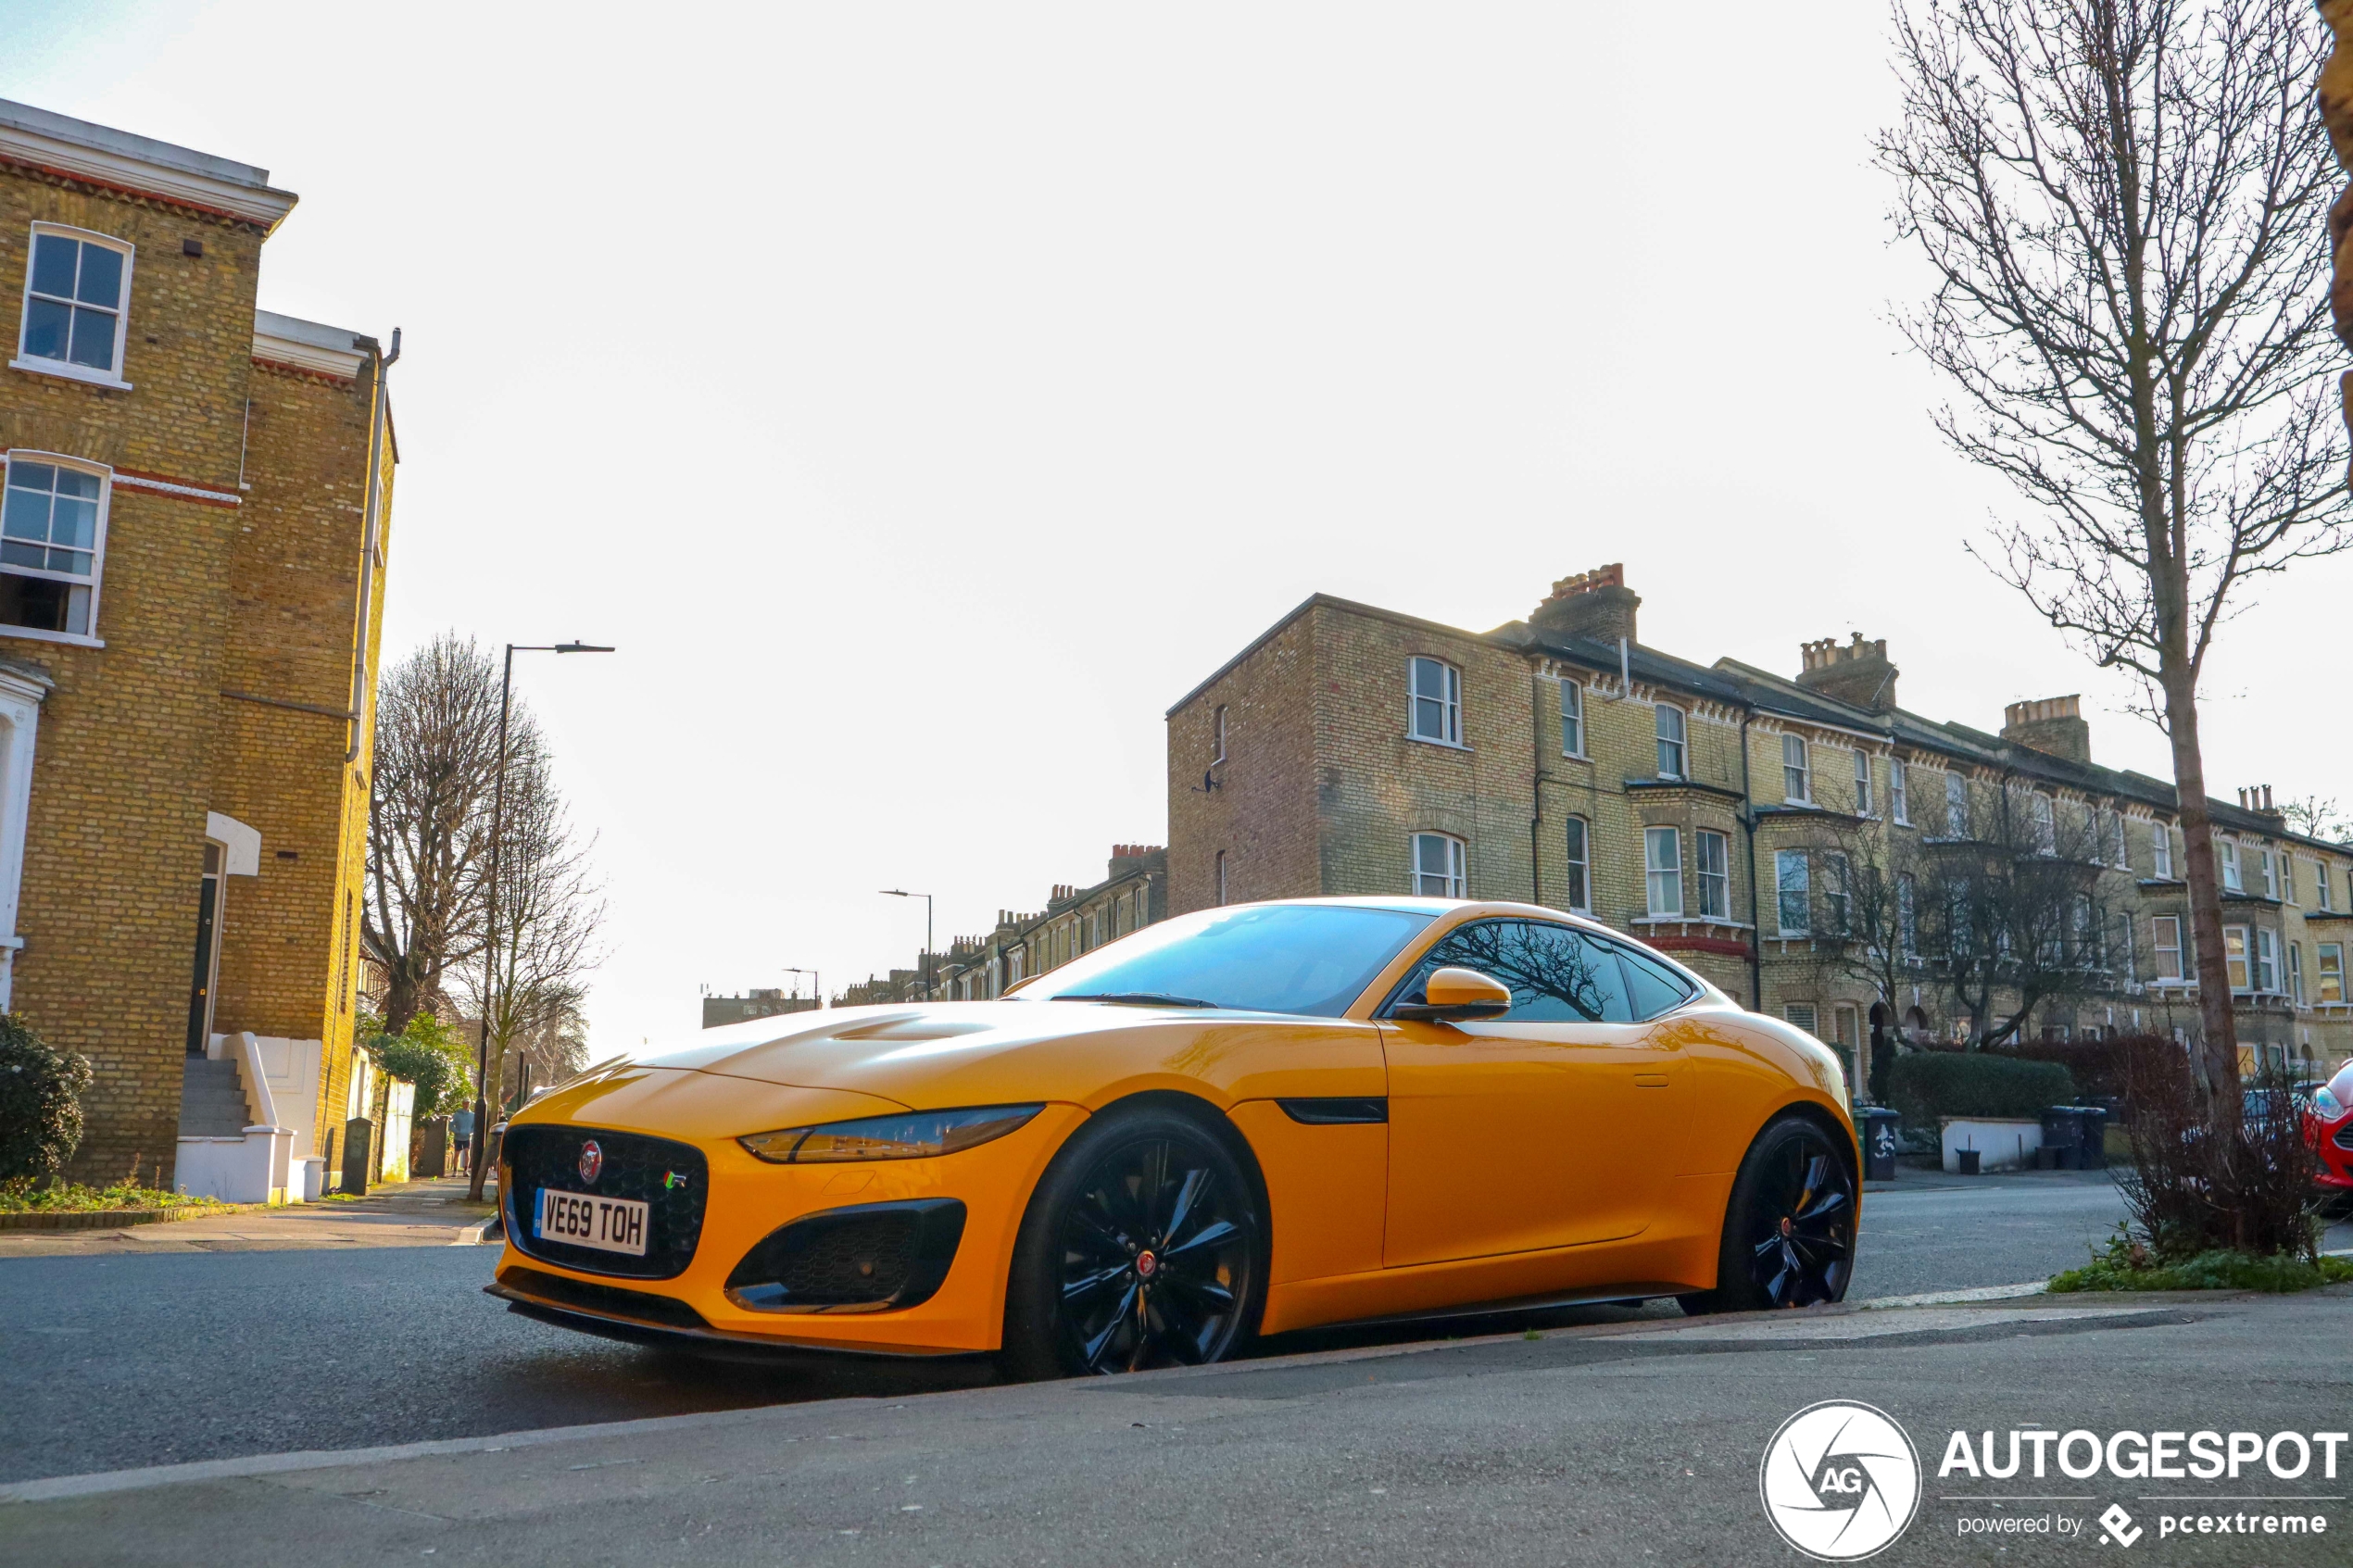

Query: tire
left=1679, top=1112, right=1856, bottom=1315
left=1000, top=1106, right=1266, bottom=1379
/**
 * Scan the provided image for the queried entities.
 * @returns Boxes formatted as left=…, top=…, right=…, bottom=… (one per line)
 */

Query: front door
left=184, top=843, right=222, bottom=1055
left=1381, top=918, right=1683, bottom=1268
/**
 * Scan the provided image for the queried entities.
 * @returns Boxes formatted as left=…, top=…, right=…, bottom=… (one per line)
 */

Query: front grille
left=2334, top=1122, right=2353, bottom=1151
left=726, top=1198, right=966, bottom=1313
left=497, top=1265, right=711, bottom=1330
left=503, top=1124, right=709, bottom=1279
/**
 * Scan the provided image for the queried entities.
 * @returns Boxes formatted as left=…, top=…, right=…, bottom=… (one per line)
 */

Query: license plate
left=535, top=1188, right=649, bottom=1257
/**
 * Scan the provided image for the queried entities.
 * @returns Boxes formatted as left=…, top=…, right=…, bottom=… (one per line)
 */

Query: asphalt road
left=0, top=1165, right=2245, bottom=1486
left=8, top=1289, right=2351, bottom=1566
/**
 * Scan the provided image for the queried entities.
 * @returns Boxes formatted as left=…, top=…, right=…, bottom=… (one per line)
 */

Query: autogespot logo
left=1760, top=1400, right=1923, bottom=1562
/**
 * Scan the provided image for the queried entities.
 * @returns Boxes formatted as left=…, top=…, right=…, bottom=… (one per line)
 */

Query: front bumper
left=492, top=1086, right=1086, bottom=1356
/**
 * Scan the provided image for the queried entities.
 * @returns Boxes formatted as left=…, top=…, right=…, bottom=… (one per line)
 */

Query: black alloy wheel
left=1681, top=1114, right=1856, bottom=1314
left=1001, top=1109, right=1264, bottom=1379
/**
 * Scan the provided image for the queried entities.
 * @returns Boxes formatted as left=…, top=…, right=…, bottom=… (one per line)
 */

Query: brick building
left=0, top=100, right=395, bottom=1191
left=1168, top=568, right=2353, bottom=1092
left=701, top=988, right=820, bottom=1029
left=842, top=845, right=1167, bottom=1005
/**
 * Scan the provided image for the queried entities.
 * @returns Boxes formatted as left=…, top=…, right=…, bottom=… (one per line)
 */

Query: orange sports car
left=488, top=897, right=1858, bottom=1375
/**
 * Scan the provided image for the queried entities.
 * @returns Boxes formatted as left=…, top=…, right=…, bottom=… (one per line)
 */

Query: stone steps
left=177, top=1057, right=251, bottom=1138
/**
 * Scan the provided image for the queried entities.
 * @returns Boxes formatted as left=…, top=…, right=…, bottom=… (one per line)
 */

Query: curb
left=0, top=1204, right=240, bottom=1233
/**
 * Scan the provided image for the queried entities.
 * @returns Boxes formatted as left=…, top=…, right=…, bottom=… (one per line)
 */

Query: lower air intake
left=724, top=1198, right=967, bottom=1313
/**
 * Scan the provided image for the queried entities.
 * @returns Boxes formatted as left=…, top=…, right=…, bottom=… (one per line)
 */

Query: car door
left=1379, top=918, right=1686, bottom=1268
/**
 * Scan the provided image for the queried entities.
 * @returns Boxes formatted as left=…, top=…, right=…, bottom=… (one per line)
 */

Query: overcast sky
left=10, top=3, right=2348, bottom=1052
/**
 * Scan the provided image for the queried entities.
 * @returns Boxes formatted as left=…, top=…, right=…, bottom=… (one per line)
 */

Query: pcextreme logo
left=1759, top=1400, right=1923, bottom=1562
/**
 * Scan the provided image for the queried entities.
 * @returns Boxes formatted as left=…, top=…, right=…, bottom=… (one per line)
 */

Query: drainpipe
left=346, top=328, right=401, bottom=765
left=1529, top=666, right=1543, bottom=903
left=1740, top=706, right=1763, bottom=1010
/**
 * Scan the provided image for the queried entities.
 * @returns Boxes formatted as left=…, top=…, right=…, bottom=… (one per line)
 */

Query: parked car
left=2304, top=1063, right=2353, bottom=1196
left=485, top=897, right=1860, bottom=1374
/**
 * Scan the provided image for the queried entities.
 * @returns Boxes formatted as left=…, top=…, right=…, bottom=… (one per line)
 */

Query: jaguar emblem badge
left=1136, top=1249, right=1159, bottom=1279
left=578, top=1140, right=604, bottom=1185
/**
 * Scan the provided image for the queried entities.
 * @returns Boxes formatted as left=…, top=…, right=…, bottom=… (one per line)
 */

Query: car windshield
left=1032, top=903, right=1434, bottom=1017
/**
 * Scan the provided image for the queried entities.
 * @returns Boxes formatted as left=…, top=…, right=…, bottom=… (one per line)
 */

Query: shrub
left=362, top=1010, right=476, bottom=1122
left=0, top=1013, right=94, bottom=1185
left=2118, top=1051, right=2315, bottom=1261
left=1886, top=1050, right=2074, bottom=1126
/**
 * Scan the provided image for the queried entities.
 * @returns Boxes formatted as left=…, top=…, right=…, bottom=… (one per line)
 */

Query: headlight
left=738, top=1104, right=1044, bottom=1164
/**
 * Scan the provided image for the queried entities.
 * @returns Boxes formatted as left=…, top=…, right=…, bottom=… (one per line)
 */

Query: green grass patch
left=2050, top=1248, right=2353, bottom=1294
left=0, top=1180, right=230, bottom=1214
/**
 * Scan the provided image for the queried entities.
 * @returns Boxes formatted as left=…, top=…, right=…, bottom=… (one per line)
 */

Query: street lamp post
left=880, top=889, right=933, bottom=1000
left=784, top=966, right=822, bottom=1010
left=466, top=640, right=614, bottom=1204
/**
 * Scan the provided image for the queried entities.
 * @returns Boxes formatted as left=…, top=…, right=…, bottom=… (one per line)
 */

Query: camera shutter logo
left=1758, top=1400, right=1921, bottom=1561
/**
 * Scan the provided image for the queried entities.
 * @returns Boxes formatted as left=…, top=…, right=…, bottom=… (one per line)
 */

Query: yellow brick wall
left=0, top=161, right=390, bottom=1181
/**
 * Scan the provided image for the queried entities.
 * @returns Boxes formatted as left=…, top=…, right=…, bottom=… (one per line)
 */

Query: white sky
left=10, top=3, right=2347, bottom=1052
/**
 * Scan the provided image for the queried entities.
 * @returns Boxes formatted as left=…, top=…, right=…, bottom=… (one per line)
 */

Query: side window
left=1390, top=920, right=1632, bottom=1023
left=1559, top=677, right=1583, bottom=757
left=1616, top=942, right=1697, bottom=1021
left=1408, top=656, right=1462, bottom=746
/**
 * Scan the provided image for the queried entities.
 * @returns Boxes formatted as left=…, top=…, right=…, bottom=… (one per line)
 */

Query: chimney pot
left=2000, top=695, right=2091, bottom=763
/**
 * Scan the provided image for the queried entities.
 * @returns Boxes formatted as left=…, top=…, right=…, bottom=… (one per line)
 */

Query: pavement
left=5, top=1286, right=2349, bottom=1565
left=0, top=1174, right=497, bottom=1256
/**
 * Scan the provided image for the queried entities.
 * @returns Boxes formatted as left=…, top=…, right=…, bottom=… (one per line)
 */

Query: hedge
left=1887, top=1050, right=2075, bottom=1125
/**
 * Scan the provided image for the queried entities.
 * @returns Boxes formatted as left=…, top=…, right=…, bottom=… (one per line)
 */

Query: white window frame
left=2153, top=915, right=2183, bottom=981
left=2219, top=840, right=2242, bottom=894
left=1824, top=851, right=1851, bottom=935
left=14, top=223, right=135, bottom=390
left=2260, top=848, right=2278, bottom=900
left=1696, top=829, right=1730, bottom=920
left=1655, top=703, right=1687, bottom=780
left=2322, top=867, right=2336, bottom=913
left=2290, top=940, right=2305, bottom=1008
left=1411, top=831, right=1466, bottom=898
left=1890, top=761, right=1908, bottom=825
left=2029, top=792, right=2056, bottom=856
left=1944, top=771, right=1969, bottom=837
left=0, top=451, right=112, bottom=648
left=1559, top=677, right=1584, bottom=759
left=2320, top=942, right=2345, bottom=1005
left=2223, top=923, right=2250, bottom=991
left=2255, top=927, right=2280, bottom=994
left=2284, top=855, right=2299, bottom=906
left=1775, top=848, right=1810, bottom=936
left=1782, top=734, right=1810, bottom=804
left=1407, top=657, right=1464, bottom=747
left=1211, top=704, right=1227, bottom=765
left=2112, top=909, right=2135, bottom=983
left=1214, top=849, right=1227, bottom=907
left=2108, top=811, right=2126, bottom=869
left=1783, top=1002, right=1819, bottom=1037
left=2151, top=822, right=2173, bottom=879
left=1898, top=872, right=1919, bottom=955
left=1852, top=750, right=1873, bottom=816
left=1562, top=815, right=1591, bottom=914
left=1644, top=826, right=1682, bottom=917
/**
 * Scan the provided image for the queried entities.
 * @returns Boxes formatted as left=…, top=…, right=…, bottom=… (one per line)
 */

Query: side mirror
left=1391, top=966, right=1513, bottom=1023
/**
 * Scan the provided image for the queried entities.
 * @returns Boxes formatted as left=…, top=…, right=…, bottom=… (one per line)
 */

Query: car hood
left=558, top=998, right=1295, bottom=1111
left=538, top=1001, right=1374, bottom=1123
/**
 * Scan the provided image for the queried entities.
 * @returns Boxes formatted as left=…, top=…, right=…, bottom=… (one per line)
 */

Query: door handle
left=1634, top=1073, right=1669, bottom=1087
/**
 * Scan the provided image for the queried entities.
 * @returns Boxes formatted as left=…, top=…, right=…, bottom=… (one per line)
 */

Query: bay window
left=1644, top=826, right=1682, bottom=917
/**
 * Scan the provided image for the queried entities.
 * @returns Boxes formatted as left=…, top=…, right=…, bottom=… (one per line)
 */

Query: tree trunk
left=2164, top=676, right=2244, bottom=1131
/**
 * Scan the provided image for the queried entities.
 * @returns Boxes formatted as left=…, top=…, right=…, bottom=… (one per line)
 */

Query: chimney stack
left=1528, top=563, right=1640, bottom=646
left=2001, top=695, right=2091, bottom=764
left=1794, top=632, right=1899, bottom=712
left=2237, top=785, right=2284, bottom=822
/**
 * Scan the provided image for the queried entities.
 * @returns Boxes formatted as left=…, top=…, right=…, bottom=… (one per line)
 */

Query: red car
left=2306, top=1063, right=2353, bottom=1194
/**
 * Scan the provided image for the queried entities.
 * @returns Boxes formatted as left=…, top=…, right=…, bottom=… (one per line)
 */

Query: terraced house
left=0, top=100, right=396, bottom=1193
left=1167, top=566, right=2353, bottom=1092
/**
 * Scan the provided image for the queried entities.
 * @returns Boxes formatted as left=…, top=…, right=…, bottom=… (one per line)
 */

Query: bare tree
left=1806, top=781, right=2123, bottom=1049
left=460, top=729, right=605, bottom=1201
left=364, top=635, right=510, bottom=1033
left=2279, top=793, right=2346, bottom=841
left=1914, top=784, right=2120, bottom=1046
left=1879, top=0, right=2351, bottom=1118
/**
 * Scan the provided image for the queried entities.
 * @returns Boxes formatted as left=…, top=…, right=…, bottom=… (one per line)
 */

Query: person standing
left=450, top=1108, right=477, bottom=1176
